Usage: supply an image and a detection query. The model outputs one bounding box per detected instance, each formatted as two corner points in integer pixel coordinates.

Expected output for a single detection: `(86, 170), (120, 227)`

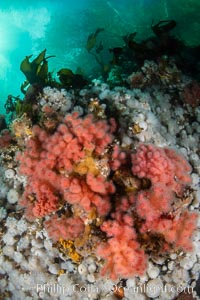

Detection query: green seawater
(0, 0), (200, 113)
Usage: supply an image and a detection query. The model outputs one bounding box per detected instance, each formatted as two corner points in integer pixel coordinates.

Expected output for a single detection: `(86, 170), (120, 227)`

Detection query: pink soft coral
(130, 143), (197, 253)
(141, 211), (197, 251)
(131, 144), (192, 195)
(17, 115), (198, 281)
(44, 215), (84, 242)
(97, 215), (146, 280)
(64, 176), (113, 216)
(136, 183), (175, 221)
(17, 113), (114, 219)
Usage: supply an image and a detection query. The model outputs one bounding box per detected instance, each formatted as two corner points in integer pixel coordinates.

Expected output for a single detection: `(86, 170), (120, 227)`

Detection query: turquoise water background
(0, 0), (200, 114)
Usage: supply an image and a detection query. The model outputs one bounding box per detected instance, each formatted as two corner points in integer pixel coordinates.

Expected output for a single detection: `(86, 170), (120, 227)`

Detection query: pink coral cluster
(97, 213), (146, 280)
(64, 175), (115, 216)
(17, 112), (197, 281)
(131, 144), (192, 195)
(16, 112), (114, 221)
(142, 211), (197, 252)
(44, 215), (85, 242)
(96, 143), (197, 279)
(131, 144), (197, 251)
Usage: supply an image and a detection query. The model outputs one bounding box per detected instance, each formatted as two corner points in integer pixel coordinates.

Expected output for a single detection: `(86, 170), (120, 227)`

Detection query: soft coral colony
(16, 107), (197, 280)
